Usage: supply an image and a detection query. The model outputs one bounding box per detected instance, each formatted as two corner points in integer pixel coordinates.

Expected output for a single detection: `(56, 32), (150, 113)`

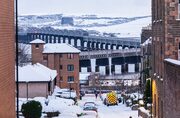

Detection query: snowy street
(18, 87), (141, 118)
(79, 94), (139, 118)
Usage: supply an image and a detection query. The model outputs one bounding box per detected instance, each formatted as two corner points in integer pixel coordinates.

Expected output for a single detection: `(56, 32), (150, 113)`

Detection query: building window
(35, 44), (39, 48)
(67, 54), (74, 59)
(67, 76), (74, 82)
(59, 54), (63, 58)
(43, 55), (48, 60)
(60, 76), (63, 81)
(67, 65), (74, 71)
(60, 65), (63, 70)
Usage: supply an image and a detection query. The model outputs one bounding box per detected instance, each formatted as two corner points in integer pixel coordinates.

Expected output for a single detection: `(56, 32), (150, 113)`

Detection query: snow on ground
(85, 17), (151, 37)
(53, 16), (151, 37)
(79, 94), (140, 118)
(19, 88), (142, 118)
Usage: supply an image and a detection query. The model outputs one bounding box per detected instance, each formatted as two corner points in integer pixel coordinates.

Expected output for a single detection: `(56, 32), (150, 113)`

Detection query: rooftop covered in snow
(43, 43), (81, 54)
(18, 63), (57, 82)
(164, 58), (180, 66)
(30, 39), (45, 44)
(141, 37), (152, 46)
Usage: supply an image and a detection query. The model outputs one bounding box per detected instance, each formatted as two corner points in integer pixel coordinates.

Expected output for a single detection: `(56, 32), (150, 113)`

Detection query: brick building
(0, 0), (15, 117)
(18, 63), (57, 98)
(30, 39), (81, 97)
(141, 24), (152, 44)
(140, 38), (152, 91)
(151, 0), (180, 117)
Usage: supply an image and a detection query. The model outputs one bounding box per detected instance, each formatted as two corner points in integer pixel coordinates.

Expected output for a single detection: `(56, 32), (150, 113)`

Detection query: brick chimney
(30, 39), (45, 64)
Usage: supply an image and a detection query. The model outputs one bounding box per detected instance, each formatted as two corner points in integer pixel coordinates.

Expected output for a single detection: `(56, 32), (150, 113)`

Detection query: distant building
(0, 0), (15, 117)
(141, 24), (152, 44)
(18, 63), (57, 98)
(140, 38), (152, 92)
(151, 0), (180, 118)
(79, 72), (91, 92)
(30, 39), (81, 97)
(61, 17), (74, 26)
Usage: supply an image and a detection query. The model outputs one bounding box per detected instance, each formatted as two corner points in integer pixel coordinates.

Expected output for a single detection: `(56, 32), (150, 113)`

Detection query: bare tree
(18, 43), (31, 66)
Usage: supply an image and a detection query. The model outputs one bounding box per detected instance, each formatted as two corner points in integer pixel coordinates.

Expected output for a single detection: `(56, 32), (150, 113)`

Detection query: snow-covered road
(79, 94), (139, 118)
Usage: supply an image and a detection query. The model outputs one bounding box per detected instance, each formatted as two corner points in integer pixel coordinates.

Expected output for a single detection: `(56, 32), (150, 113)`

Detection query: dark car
(83, 102), (97, 112)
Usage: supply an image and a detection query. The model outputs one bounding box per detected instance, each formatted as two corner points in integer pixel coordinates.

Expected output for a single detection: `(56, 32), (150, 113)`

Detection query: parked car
(83, 102), (97, 112)
(106, 91), (118, 106)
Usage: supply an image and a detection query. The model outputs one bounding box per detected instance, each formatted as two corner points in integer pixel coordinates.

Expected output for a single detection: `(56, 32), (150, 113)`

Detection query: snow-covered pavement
(79, 94), (139, 118)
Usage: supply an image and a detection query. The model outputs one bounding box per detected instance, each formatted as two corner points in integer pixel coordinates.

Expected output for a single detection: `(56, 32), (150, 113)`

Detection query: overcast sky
(18, 0), (151, 17)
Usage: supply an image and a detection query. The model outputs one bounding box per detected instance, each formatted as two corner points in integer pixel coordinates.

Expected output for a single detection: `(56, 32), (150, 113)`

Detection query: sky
(18, 0), (151, 17)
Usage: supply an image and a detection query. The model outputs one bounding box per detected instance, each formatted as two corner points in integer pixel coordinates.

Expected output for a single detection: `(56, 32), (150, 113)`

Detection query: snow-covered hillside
(19, 14), (151, 37)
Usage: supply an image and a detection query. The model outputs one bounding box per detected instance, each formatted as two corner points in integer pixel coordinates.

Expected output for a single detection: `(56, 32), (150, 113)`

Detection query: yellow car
(106, 91), (118, 106)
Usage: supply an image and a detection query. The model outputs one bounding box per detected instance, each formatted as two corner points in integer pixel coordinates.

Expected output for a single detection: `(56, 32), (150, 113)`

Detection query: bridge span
(19, 32), (141, 50)
(79, 49), (141, 75)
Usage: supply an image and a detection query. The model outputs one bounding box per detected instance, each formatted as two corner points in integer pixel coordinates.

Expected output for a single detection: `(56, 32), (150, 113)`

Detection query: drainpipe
(15, 0), (19, 117)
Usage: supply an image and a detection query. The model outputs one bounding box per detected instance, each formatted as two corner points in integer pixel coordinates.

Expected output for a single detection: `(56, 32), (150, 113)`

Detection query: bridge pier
(80, 40), (84, 49)
(108, 57), (112, 75)
(90, 59), (96, 72)
(100, 43), (105, 50)
(87, 41), (92, 50)
(105, 43), (109, 50)
(96, 42), (100, 50)
(92, 42), (96, 50)
(57, 36), (60, 43)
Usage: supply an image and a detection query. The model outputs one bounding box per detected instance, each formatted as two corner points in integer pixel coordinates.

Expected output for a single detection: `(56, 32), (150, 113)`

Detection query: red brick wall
(58, 53), (80, 96)
(31, 44), (44, 64)
(152, 0), (180, 118)
(164, 61), (180, 118)
(0, 0), (15, 117)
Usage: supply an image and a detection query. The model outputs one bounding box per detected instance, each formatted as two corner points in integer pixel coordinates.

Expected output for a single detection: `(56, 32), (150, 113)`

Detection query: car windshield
(84, 102), (96, 107)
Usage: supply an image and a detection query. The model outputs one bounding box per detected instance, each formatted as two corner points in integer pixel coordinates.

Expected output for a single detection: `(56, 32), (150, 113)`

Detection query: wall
(58, 53), (80, 97)
(0, 0), (15, 117)
(164, 61), (180, 118)
(31, 43), (44, 64)
(151, 0), (180, 117)
(19, 82), (50, 98)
